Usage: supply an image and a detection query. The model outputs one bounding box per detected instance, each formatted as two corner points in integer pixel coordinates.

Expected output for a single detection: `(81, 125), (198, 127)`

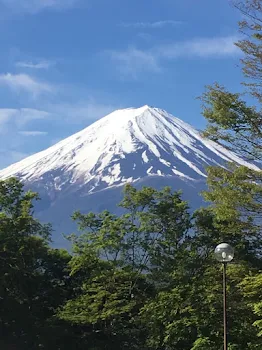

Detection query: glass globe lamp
(214, 243), (234, 263)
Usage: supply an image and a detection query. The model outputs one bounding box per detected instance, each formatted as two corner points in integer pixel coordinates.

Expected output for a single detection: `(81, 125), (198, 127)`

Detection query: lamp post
(214, 243), (234, 350)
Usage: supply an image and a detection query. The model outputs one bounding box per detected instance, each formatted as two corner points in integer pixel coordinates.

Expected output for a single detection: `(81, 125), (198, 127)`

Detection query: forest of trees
(0, 172), (261, 349)
(0, 0), (261, 349)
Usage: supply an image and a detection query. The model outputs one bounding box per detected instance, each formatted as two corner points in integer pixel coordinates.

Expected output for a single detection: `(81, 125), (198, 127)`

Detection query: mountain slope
(0, 105), (258, 190)
(0, 105), (259, 246)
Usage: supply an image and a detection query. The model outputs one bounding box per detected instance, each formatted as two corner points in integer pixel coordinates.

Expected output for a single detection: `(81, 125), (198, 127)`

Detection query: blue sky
(0, 0), (244, 169)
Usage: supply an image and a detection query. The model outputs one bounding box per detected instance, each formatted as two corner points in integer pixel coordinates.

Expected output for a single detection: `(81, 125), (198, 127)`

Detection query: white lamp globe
(214, 243), (234, 263)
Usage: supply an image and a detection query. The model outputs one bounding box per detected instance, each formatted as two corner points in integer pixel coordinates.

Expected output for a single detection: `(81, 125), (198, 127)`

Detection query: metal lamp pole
(214, 243), (234, 350)
(223, 262), (227, 350)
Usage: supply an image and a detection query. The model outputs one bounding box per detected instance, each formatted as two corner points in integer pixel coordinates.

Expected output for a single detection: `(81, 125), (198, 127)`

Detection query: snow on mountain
(0, 105), (259, 195)
(2, 105), (260, 247)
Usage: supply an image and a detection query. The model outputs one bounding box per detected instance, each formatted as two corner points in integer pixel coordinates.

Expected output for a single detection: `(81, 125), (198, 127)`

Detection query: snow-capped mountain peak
(0, 106), (259, 195)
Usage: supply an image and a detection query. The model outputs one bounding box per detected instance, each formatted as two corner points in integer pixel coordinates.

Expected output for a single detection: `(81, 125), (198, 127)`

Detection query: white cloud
(137, 32), (153, 42)
(0, 73), (54, 96)
(160, 36), (240, 59)
(109, 35), (240, 76)
(0, 108), (50, 129)
(0, 0), (82, 14)
(16, 60), (55, 70)
(109, 48), (161, 78)
(0, 109), (18, 125)
(47, 100), (121, 124)
(19, 130), (48, 136)
(0, 102), (118, 132)
(0, 97), (123, 169)
(0, 109), (19, 135)
(120, 20), (182, 29)
(0, 109), (48, 168)
(16, 108), (51, 126)
(0, 101), (120, 169)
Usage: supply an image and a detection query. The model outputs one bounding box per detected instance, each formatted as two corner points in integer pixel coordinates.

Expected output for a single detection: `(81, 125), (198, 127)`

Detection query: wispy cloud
(0, 108), (50, 168)
(19, 130), (48, 136)
(120, 20), (182, 29)
(16, 60), (55, 70)
(0, 73), (54, 96)
(0, 109), (17, 126)
(109, 48), (161, 78)
(46, 100), (121, 124)
(0, 108), (50, 129)
(0, 102), (118, 131)
(160, 36), (240, 58)
(109, 35), (240, 77)
(0, 100), (120, 169)
(0, 0), (82, 14)
(16, 108), (51, 126)
(0, 109), (18, 135)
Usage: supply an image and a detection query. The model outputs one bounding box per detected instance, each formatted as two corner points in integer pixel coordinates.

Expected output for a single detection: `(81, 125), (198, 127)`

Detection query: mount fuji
(0, 105), (259, 246)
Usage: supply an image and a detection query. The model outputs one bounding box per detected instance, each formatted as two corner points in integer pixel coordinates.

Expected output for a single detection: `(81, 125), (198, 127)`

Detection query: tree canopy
(0, 178), (261, 349)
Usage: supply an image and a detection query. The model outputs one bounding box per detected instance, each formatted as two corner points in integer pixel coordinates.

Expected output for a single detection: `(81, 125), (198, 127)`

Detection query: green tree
(199, 165), (262, 266)
(240, 271), (262, 337)
(58, 184), (192, 349)
(196, 2), (262, 347)
(141, 215), (262, 349)
(200, 84), (262, 160)
(69, 184), (191, 279)
(0, 178), (72, 349)
(200, 1), (262, 159)
(233, 0), (262, 101)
